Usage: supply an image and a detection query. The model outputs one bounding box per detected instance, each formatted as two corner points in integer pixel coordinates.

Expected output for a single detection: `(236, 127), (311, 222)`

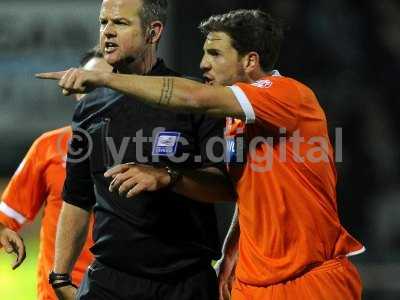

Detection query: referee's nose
(103, 22), (117, 39)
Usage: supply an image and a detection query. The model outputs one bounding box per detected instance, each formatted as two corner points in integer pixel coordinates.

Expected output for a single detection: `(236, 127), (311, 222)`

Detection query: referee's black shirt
(62, 59), (225, 280)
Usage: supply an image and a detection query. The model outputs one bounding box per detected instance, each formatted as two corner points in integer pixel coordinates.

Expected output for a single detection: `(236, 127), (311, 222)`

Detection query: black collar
(112, 58), (167, 76)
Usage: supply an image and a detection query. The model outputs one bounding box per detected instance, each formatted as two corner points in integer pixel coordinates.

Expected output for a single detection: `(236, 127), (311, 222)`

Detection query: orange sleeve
(229, 77), (301, 132)
(0, 136), (47, 231)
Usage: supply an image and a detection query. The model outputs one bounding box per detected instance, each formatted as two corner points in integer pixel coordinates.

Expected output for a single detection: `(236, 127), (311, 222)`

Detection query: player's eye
(207, 50), (220, 57)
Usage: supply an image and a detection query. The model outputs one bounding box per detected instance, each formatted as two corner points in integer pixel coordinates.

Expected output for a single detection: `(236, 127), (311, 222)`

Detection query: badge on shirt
(251, 79), (272, 88)
(226, 136), (237, 163)
(152, 131), (181, 156)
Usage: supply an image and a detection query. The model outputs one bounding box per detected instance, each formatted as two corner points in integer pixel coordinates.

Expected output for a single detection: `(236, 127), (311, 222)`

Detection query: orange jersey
(0, 127), (94, 300)
(227, 72), (364, 286)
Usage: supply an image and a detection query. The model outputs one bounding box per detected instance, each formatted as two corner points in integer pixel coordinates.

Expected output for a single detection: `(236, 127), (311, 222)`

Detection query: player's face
(99, 0), (146, 67)
(200, 32), (246, 86)
(75, 57), (113, 100)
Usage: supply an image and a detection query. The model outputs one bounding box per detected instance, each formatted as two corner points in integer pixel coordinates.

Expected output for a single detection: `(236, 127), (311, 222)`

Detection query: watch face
(166, 167), (181, 187)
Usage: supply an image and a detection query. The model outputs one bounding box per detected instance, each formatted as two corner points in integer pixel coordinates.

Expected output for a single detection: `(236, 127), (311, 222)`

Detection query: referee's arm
(52, 124), (95, 299)
(172, 167), (236, 203)
(105, 164), (236, 203)
(53, 202), (90, 275)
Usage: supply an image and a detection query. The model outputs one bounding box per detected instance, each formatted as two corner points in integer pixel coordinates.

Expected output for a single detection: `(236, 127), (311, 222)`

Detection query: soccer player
(38, 8), (366, 300)
(0, 48), (112, 300)
(38, 1), (232, 300)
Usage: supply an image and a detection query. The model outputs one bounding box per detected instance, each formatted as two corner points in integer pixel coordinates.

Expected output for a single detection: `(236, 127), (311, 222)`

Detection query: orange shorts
(232, 257), (362, 300)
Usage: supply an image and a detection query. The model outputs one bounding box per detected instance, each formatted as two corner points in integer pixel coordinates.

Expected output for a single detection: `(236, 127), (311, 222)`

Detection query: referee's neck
(116, 50), (158, 75)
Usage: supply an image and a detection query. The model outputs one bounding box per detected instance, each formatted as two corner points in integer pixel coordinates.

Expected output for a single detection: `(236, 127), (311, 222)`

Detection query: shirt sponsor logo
(152, 131), (181, 156)
(251, 79), (272, 88)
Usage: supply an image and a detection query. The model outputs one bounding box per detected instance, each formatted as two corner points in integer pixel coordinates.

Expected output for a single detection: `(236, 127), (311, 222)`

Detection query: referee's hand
(104, 163), (171, 198)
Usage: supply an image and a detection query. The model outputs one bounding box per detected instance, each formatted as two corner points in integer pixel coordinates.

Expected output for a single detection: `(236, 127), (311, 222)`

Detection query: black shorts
(76, 260), (218, 300)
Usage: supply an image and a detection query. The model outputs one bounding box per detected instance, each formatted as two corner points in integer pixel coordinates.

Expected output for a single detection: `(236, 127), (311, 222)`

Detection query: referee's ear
(147, 21), (164, 45)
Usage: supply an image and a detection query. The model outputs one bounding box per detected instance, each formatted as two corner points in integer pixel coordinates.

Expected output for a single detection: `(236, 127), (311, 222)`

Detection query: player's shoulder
(274, 74), (315, 96)
(38, 126), (71, 141)
(33, 126), (71, 149)
(260, 72), (317, 102)
(237, 72), (301, 100)
(276, 75), (324, 120)
(261, 72), (303, 89)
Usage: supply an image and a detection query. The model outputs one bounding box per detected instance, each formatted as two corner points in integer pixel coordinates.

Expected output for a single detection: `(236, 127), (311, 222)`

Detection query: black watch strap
(49, 271), (77, 289)
(165, 166), (182, 188)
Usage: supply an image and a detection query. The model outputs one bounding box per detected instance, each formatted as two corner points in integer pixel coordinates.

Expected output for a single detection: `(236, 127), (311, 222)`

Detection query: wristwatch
(49, 271), (77, 289)
(165, 166), (182, 188)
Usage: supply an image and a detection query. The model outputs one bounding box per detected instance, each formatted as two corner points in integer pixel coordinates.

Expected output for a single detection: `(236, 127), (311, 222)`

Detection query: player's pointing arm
(36, 71), (66, 80)
(37, 69), (245, 119)
(36, 69), (109, 96)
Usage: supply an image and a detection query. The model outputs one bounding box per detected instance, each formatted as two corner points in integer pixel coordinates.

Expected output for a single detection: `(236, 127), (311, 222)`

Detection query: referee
(48, 1), (234, 299)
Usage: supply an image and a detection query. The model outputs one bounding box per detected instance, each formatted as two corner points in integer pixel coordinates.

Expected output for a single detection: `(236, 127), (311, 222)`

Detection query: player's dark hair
(139, 0), (168, 28)
(79, 46), (103, 67)
(199, 9), (284, 72)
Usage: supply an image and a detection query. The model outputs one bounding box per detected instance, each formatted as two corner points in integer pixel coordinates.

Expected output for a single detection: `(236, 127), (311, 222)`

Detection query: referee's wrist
(164, 166), (182, 189)
(49, 271), (77, 289)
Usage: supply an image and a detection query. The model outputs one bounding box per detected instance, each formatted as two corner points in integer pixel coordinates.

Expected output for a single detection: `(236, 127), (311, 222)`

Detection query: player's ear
(242, 51), (259, 74)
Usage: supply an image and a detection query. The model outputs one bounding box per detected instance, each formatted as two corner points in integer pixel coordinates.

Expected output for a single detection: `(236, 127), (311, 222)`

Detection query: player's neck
(247, 69), (269, 83)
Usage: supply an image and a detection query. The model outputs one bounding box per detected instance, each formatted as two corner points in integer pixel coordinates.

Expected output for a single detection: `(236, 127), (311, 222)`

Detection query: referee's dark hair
(139, 0), (168, 28)
(199, 9), (284, 72)
(79, 46), (103, 67)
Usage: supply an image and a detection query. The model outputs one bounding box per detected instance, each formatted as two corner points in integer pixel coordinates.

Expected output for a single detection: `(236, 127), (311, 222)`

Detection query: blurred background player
(0, 47), (112, 300)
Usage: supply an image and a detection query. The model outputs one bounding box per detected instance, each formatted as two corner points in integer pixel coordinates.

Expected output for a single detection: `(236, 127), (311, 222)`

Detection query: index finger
(35, 71), (67, 80)
(104, 163), (135, 178)
(11, 238), (26, 270)
(0, 236), (13, 253)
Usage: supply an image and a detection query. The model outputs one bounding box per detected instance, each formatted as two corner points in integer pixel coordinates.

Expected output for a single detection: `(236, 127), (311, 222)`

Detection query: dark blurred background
(0, 0), (399, 299)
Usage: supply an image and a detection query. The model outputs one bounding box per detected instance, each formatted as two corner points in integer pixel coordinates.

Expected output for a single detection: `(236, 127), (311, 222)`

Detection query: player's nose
(200, 55), (211, 71)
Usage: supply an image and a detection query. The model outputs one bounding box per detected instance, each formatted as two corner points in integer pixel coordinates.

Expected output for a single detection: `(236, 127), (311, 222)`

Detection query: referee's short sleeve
(194, 114), (226, 172)
(62, 123), (95, 211)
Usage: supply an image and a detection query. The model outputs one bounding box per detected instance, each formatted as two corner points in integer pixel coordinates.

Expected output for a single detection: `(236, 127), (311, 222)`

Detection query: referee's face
(200, 32), (246, 87)
(99, 0), (147, 69)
